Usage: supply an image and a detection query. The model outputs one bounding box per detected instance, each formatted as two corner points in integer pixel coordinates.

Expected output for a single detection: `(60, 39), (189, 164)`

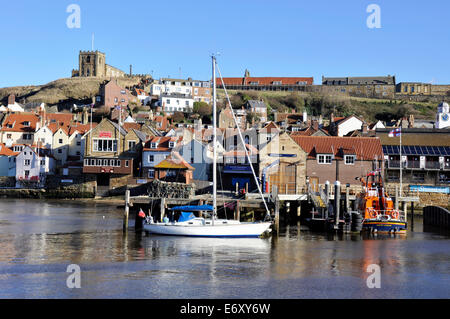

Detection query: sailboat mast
(212, 55), (217, 225)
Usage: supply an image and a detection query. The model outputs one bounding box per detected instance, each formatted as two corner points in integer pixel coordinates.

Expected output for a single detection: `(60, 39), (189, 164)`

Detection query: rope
(216, 61), (271, 219)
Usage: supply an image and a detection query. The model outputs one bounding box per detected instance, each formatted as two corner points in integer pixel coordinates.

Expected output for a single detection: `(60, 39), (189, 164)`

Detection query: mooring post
(123, 189), (130, 232)
(334, 181), (341, 228)
(275, 197), (280, 235)
(324, 180), (330, 219)
(273, 185), (279, 234)
(160, 197), (166, 222)
(235, 200), (240, 221)
(345, 184), (350, 213)
(411, 201), (414, 231)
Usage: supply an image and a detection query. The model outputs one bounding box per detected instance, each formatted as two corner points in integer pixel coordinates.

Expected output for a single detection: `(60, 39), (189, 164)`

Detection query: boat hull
(143, 222), (272, 238)
(362, 220), (407, 234)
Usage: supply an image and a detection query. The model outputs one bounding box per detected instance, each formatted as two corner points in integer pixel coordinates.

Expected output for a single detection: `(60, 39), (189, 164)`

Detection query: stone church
(72, 50), (126, 78)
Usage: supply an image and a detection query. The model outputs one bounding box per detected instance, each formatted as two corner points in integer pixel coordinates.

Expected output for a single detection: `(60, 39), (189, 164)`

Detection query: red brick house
(291, 136), (384, 189)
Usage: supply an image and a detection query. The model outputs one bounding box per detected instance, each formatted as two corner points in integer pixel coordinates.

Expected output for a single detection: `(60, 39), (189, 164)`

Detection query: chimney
(312, 120), (319, 131)
(408, 114), (414, 128)
(82, 109), (88, 124)
(8, 94), (15, 105)
(362, 122), (368, 134)
(319, 114), (323, 125)
(330, 112), (335, 123)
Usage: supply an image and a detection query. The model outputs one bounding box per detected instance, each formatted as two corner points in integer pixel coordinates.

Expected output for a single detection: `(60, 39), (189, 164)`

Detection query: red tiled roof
(0, 143), (19, 156)
(152, 116), (169, 131)
(1, 113), (39, 132)
(218, 77), (314, 86)
(123, 122), (142, 132)
(291, 136), (383, 160)
(143, 136), (182, 151)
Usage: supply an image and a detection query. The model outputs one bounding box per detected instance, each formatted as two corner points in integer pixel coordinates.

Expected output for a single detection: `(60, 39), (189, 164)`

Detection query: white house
(150, 79), (193, 97)
(142, 136), (183, 178)
(15, 146), (55, 187)
(331, 115), (364, 137)
(34, 125), (54, 149)
(159, 94), (194, 114)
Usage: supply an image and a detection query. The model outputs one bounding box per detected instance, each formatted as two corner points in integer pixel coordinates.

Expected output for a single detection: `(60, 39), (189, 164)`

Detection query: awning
(170, 205), (214, 212)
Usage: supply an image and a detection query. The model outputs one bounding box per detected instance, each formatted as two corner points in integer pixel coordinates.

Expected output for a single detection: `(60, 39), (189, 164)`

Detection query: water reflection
(0, 199), (448, 298)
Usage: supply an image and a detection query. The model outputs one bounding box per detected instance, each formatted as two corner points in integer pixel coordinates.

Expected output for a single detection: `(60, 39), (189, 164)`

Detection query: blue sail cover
(178, 212), (196, 222)
(170, 205), (214, 212)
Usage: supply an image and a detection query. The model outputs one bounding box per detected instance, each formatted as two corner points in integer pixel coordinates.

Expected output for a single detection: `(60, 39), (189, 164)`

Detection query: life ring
(391, 211), (399, 220)
(368, 209), (377, 219)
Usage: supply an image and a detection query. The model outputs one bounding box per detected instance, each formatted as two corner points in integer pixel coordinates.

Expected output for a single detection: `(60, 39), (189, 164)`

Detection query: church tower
(79, 50), (106, 77)
(436, 101), (450, 129)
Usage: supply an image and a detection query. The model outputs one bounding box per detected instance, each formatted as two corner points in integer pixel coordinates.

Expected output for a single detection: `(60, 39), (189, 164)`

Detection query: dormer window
(318, 154), (333, 164)
(151, 142), (158, 149)
(6, 124), (13, 129)
(345, 155), (356, 165)
(23, 121), (30, 127)
(272, 81), (282, 85)
(169, 142), (175, 148)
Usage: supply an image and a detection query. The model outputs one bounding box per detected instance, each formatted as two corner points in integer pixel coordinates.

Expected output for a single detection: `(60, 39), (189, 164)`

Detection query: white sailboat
(143, 55), (272, 238)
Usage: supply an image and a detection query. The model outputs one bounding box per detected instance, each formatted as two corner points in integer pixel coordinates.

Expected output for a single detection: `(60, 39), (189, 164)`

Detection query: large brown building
(83, 118), (146, 195)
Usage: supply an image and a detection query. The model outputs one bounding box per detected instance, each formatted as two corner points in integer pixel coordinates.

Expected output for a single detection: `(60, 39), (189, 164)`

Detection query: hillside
(0, 76), (147, 109)
(217, 90), (438, 123)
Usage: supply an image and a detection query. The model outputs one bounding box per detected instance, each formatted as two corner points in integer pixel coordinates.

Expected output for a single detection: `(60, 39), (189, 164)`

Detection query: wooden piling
(123, 190), (130, 232)
(334, 181), (341, 228)
(345, 185), (350, 213)
(235, 200), (240, 221)
(411, 202), (414, 231)
(160, 197), (166, 222)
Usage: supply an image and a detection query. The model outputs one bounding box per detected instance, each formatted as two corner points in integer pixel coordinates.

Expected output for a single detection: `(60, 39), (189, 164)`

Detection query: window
(345, 155), (356, 165)
(58, 149), (62, 154)
(125, 160), (129, 167)
(148, 170), (155, 178)
(412, 172), (425, 183)
(166, 170), (176, 177)
(128, 141), (136, 151)
(149, 155), (154, 162)
(23, 134), (32, 140)
(24, 170), (30, 178)
(77, 141), (81, 146)
(166, 99), (171, 104)
(76, 151), (80, 156)
(318, 154), (332, 164)
(114, 98), (118, 103)
(151, 143), (157, 149)
(169, 142), (175, 148)
(59, 139), (63, 144)
(93, 139), (118, 152)
(121, 90), (126, 95)
(24, 159), (31, 166)
(7, 134), (11, 139)
(40, 160), (45, 165)
(23, 121), (30, 127)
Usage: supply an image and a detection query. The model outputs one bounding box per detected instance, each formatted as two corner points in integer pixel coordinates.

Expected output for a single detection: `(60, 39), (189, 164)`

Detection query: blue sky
(1, 0), (449, 87)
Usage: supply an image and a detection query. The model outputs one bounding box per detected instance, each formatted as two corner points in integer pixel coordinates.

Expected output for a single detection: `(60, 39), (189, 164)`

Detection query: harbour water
(0, 199), (448, 299)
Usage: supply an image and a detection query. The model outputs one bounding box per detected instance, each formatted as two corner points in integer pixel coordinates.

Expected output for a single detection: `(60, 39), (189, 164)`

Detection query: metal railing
(425, 162), (441, 169)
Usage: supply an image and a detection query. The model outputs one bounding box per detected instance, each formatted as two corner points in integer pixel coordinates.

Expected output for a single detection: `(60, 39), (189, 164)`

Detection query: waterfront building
(15, 145), (55, 187)
(376, 128), (450, 188)
(291, 136), (384, 188)
(82, 118), (146, 195)
(158, 93), (194, 115)
(152, 152), (195, 184)
(141, 136), (183, 179)
(327, 114), (364, 137)
(259, 132), (307, 195)
(0, 143), (18, 176)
